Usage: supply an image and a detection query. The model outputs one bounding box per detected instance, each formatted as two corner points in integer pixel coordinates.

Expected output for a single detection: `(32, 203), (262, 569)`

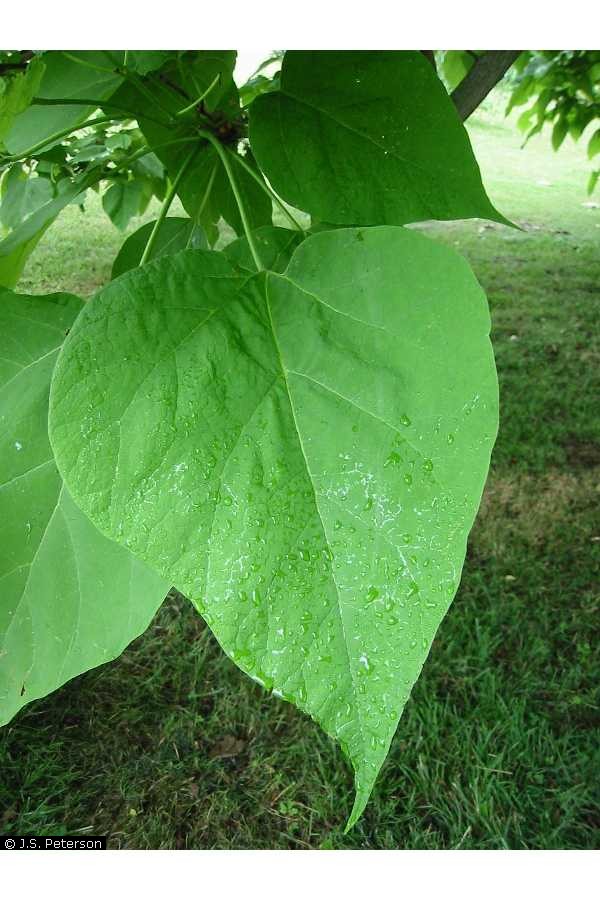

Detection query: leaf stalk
(139, 147), (199, 266)
(196, 129), (264, 271)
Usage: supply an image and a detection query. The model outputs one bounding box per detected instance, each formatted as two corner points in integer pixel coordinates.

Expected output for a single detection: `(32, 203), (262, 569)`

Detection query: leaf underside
(49, 227), (498, 825)
(0, 289), (169, 725)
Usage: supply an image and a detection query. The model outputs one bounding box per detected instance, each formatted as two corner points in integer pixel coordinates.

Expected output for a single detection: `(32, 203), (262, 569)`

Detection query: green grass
(1, 100), (599, 849)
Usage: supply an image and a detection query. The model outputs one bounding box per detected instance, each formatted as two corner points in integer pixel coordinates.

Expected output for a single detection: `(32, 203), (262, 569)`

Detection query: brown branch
(451, 50), (521, 120)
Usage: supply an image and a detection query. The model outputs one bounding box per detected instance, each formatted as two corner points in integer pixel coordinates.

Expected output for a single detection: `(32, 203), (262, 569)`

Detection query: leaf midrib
(263, 274), (366, 757)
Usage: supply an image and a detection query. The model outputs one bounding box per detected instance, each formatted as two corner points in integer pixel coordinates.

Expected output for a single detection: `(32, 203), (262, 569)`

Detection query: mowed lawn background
(1, 93), (599, 849)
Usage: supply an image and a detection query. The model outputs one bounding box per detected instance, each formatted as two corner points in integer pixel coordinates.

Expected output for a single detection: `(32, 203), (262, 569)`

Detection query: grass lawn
(1, 96), (599, 849)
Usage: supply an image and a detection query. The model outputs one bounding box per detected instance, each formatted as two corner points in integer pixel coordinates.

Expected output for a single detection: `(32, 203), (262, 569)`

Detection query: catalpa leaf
(112, 217), (207, 280)
(250, 51), (509, 227)
(0, 289), (169, 725)
(49, 227), (498, 825)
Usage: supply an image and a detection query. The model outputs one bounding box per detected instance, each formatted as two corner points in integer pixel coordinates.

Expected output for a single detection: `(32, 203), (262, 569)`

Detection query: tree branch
(451, 50), (521, 120)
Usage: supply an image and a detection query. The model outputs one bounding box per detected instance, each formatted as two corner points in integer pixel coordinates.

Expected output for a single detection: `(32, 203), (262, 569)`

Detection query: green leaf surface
(102, 180), (144, 231)
(0, 170), (101, 257)
(587, 128), (600, 160)
(175, 51), (238, 117)
(0, 288), (169, 725)
(552, 117), (568, 152)
(111, 217), (207, 279)
(250, 51), (508, 227)
(0, 222), (51, 289)
(0, 58), (45, 149)
(440, 50), (475, 91)
(127, 51), (176, 76)
(111, 75), (271, 237)
(49, 227), (498, 826)
(4, 52), (123, 156)
(224, 225), (303, 273)
(0, 166), (55, 231)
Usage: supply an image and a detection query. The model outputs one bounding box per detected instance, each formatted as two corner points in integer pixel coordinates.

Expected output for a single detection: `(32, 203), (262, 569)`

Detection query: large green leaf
(0, 289), (169, 725)
(249, 51), (508, 227)
(49, 227), (498, 825)
(4, 52), (123, 156)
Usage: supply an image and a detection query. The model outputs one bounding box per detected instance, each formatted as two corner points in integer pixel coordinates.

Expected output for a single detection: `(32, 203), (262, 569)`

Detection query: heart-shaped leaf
(49, 227), (498, 825)
(250, 51), (509, 227)
(0, 288), (169, 725)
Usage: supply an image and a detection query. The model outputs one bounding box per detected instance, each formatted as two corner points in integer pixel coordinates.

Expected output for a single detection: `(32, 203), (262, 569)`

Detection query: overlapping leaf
(111, 217), (206, 279)
(250, 50), (509, 227)
(0, 57), (45, 150)
(49, 227), (498, 824)
(0, 222), (50, 288)
(224, 225), (303, 273)
(0, 169), (102, 257)
(0, 289), (169, 725)
(4, 51), (123, 156)
(0, 166), (55, 231)
(109, 56), (272, 240)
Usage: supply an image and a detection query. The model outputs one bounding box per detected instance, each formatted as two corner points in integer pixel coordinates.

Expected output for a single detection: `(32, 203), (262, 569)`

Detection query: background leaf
(0, 169), (102, 257)
(111, 216), (207, 279)
(4, 52), (123, 156)
(0, 166), (55, 231)
(0, 222), (51, 288)
(127, 51), (176, 76)
(224, 225), (303, 273)
(0, 57), (45, 149)
(111, 69), (272, 239)
(102, 179), (145, 231)
(0, 288), (169, 725)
